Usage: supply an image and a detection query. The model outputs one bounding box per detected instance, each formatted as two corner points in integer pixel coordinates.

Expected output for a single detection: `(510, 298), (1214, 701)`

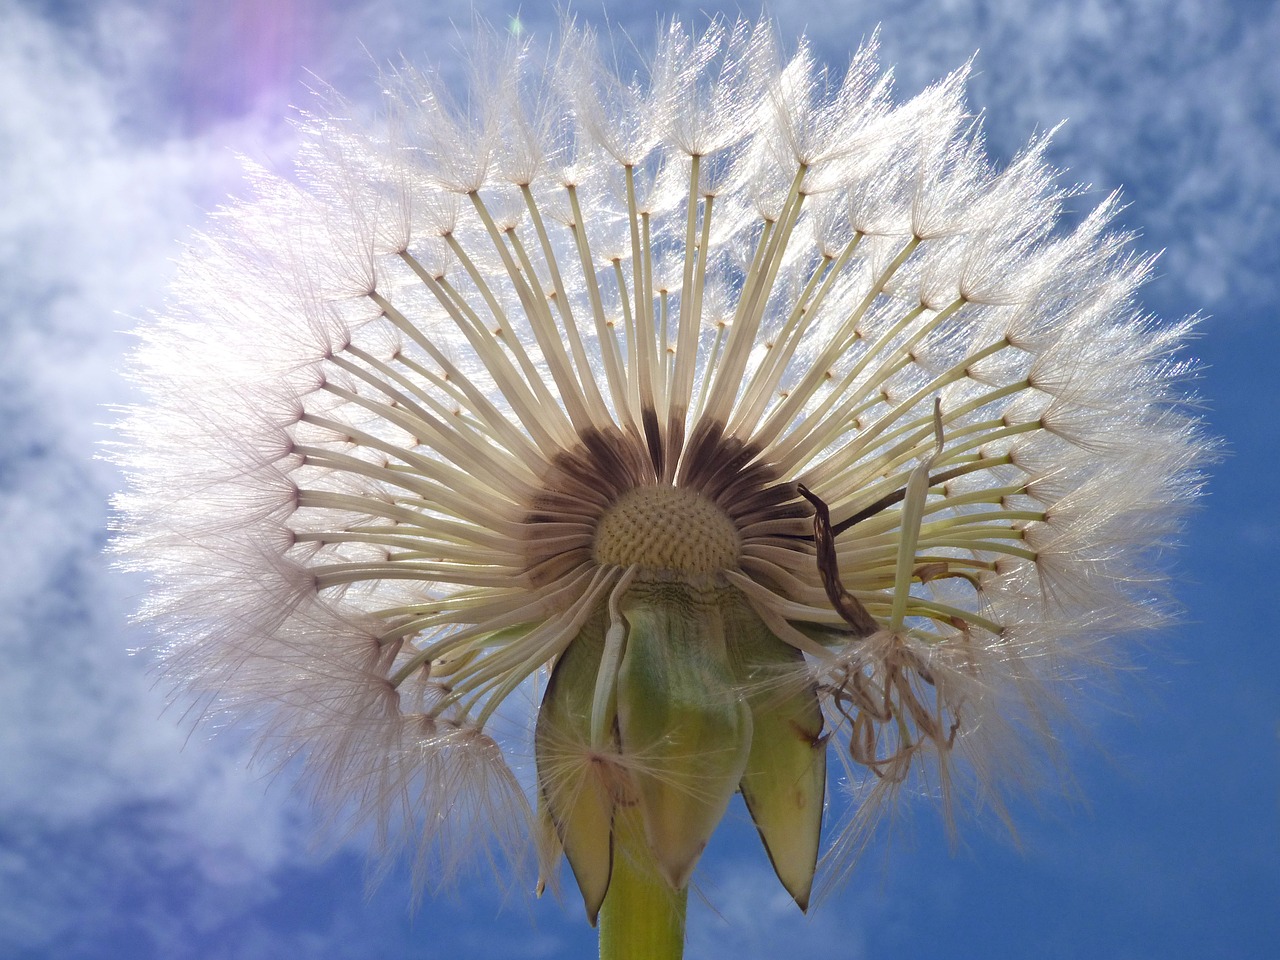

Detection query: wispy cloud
(686, 842), (870, 960)
(0, 3), (320, 950)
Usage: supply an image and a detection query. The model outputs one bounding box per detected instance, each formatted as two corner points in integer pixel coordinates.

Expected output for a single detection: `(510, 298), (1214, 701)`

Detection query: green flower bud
(615, 580), (754, 891)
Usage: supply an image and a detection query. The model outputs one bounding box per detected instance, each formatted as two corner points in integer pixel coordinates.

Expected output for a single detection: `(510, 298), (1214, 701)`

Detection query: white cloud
(687, 855), (870, 960)
(0, 4), (317, 949)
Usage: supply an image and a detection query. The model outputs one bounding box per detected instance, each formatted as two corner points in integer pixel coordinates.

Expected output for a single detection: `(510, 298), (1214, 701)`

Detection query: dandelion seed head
(114, 15), (1211, 915)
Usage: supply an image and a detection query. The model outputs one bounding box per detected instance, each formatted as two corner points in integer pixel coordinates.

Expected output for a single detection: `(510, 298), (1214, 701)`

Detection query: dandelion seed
(114, 17), (1210, 959)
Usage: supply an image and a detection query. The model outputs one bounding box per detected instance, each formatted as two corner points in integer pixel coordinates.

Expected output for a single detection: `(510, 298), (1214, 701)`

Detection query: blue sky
(1, 0), (1277, 957)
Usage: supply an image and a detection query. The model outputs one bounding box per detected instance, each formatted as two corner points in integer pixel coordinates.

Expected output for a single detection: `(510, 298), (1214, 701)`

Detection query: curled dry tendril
(798, 400), (965, 781)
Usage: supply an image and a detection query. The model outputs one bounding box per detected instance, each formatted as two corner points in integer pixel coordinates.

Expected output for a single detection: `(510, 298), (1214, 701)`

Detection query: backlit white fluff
(114, 17), (1209, 906)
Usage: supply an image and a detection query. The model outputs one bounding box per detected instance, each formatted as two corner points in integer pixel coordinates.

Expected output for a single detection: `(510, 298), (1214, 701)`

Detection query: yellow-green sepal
(535, 610), (616, 925)
(725, 597), (827, 910)
(616, 581), (753, 891)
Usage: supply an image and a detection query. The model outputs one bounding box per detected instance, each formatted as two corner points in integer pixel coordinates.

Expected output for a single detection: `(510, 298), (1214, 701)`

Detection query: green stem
(598, 812), (688, 960)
